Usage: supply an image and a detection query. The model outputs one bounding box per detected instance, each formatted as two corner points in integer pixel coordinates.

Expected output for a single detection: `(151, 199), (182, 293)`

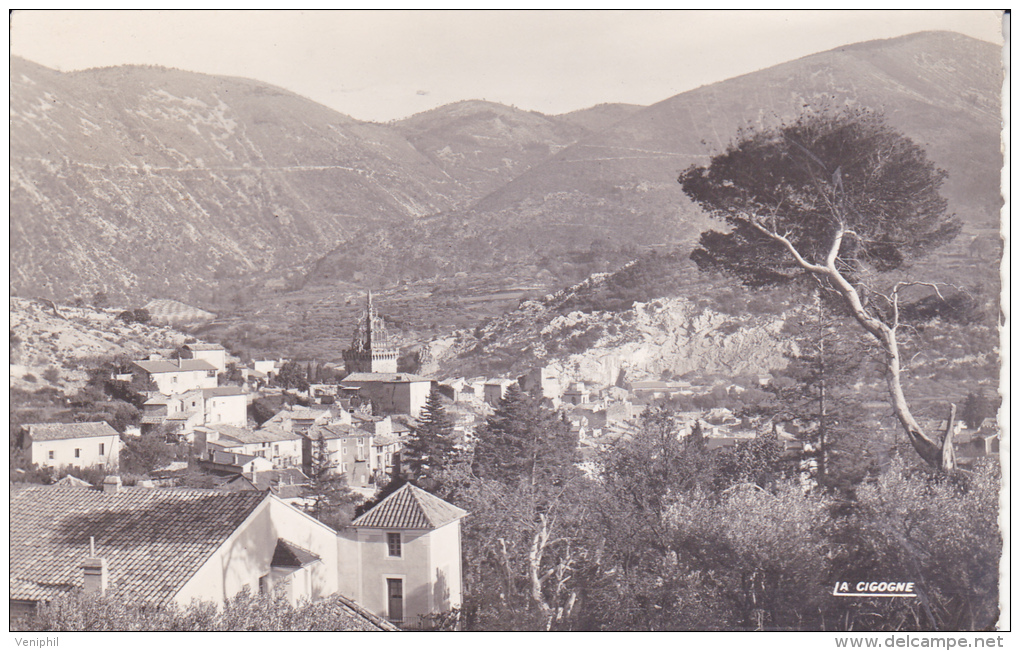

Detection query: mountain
(555, 103), (646, 133)
(9, 57), (467, 304)
(393, 100), (591, 201)
(416, 31), (1002, 270)
(10, 31), (1003, 341)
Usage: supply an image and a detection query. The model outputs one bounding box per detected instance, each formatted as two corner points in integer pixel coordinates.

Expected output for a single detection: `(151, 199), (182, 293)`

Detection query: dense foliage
(401, 388), (457, 485)
(14, 589), (392, 632)
(442, 400), (1000, 631)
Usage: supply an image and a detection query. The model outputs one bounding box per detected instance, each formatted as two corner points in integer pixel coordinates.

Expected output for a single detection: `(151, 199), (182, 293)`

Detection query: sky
(9, 10), (1006, 123)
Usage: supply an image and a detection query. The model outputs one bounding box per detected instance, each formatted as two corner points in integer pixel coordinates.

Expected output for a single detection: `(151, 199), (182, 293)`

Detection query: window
(387, 533), (402, 557)
(343, 447), (348, 455)
(48, 450), (55, 460)
(258, 574), (269, 594)
(171, 376), (178, 384)
(99, 443), (105, 456)
(74, 448), (81, 458)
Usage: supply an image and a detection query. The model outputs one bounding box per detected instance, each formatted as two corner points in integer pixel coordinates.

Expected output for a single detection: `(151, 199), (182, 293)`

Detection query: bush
(23, 373), (37, 383)
(42, 367), (61, 384)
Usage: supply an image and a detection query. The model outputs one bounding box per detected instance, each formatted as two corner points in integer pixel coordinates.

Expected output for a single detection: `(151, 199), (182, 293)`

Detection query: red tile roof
(352, 484), (466, 530)
(26, 422), (120, 442)
(133, 359), (217, 374)
(11, 486), (267, 606)
(271, 539), (321, 568)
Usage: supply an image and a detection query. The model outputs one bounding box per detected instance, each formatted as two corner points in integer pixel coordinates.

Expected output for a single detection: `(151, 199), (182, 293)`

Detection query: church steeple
(343, 291), (398, 375)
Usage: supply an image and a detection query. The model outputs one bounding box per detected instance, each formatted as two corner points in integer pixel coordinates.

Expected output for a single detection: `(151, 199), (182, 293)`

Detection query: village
(10, 289), (1001, 631)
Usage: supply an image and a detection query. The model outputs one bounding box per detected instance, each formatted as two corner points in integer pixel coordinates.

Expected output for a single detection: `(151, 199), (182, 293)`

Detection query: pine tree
(303, 432), (358, 529)
(472, 384), (577, 486)
(402, 388), (456, 481)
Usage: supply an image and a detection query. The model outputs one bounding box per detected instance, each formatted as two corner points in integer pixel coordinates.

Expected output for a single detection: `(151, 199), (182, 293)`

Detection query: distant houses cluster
(11, 292), (1000, 629)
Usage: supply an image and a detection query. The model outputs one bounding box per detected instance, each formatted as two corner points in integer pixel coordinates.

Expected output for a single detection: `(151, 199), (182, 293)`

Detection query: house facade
(23, 422), (122, 471)
(10, 481), (341, 612)
(304, 423), (377, 487)
(180, 343), (228, 374)
(132, 358), (218, 395)
(341, 484), (467, 626)
(340, 373), (431, 418)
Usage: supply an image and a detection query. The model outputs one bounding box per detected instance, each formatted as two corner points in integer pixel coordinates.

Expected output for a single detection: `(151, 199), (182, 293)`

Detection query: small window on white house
(74, 448), (81, 458)
(343, 447), (348, 455)
(258, 574), (269, 594)
(48, 450), (55, 460)
(99, 443), (105, 456)
(387, 533), (402, 557)
(171, 376), (178, 384)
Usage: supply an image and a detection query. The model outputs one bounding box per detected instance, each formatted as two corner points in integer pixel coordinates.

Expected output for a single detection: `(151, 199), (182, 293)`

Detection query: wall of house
(428, 520), (463, 612)
(151, 370), (217, 395)
(206, 395), (247, 427)
(175, 496), (339, 607)
(271, 438), (303, 468)
(185, 349), (227, 373)
(352, 528), (433, 625)
(30, 435), (121, 470)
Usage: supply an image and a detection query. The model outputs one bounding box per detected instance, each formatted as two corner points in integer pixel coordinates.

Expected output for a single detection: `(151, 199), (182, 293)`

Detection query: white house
(22, 422), (122, 471)
(194, 425), (303, 469)
(341, 483), (467, 626)
(132, 358), (218, 395)
(203, 387), (248, 427)
(9, 480), (384, 619)
(340, 373), (432, 418)
(180, 343), (228, 374)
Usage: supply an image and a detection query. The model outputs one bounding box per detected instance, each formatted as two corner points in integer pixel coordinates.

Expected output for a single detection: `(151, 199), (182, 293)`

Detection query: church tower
(342, 291), (399, 375)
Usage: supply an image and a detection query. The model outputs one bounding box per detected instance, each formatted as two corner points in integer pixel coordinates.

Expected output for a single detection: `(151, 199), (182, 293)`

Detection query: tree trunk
(822, 263), (948, 469)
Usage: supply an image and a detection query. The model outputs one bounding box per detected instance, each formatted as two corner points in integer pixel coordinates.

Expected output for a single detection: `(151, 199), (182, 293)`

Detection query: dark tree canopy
(681, 107), (960, 287)
(472, 385), (577, 486)
(679, 107), (964, 470)
(402, 388), (457, 482)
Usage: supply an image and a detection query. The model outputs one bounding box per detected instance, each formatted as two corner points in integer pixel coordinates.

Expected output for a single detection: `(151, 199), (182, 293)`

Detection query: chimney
(103, 475), (122, 494)
(82, 537), (108, 596)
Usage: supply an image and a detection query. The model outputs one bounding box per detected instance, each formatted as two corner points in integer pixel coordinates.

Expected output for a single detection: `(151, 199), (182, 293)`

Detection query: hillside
(414, 31), (1002, 272)
(394, 100), (591, 201)
(555, 103), (646, 133)
(9, 297), (196, 394)
(9, 58), (467, 305)
(10, 31), (1003, 363)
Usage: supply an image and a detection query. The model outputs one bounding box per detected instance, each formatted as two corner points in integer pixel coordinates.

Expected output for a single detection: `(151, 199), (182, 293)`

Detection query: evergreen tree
(303, 432), (358, 529)
(402, 388), (456, 482)
(681, 107), (961, 469)
(472, 385), (577, 486)
(961, 390), (994, 430)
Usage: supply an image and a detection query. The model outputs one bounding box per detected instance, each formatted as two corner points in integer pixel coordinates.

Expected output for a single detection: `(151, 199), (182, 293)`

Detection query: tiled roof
(11, 486), (266, 606)
(308, 424), (373, 441)
(183, 343), (226, 351)
(27, 422), (120, 442)
(210, 426), (298, 446)
(133, 359), (217, 374)
(202, 387), (245, 398)
(352, 484), (466, 530)
(271, 539), (321, 568)
(341, 372), (431, 383)
(165, 410), (199, 422)
(52, 475), (94, 488)
(207, 450), (259, 466)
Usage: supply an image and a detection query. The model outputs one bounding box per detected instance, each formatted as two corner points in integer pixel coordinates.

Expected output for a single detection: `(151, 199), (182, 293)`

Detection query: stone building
(342, 291), (398, 375)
